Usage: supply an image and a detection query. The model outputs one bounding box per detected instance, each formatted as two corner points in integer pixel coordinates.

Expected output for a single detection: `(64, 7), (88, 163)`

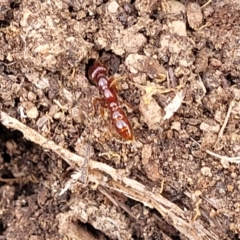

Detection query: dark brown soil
(0, 0), (240, 239)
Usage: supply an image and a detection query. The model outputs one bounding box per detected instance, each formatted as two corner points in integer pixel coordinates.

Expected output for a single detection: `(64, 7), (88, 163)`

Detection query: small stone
(201, 166), (212, 177)
(186, 3), (203, 30)
(22, 102), (39, 119)
(167, 0), (185, 15)
(231, 172), (237, 178)
(209, 209), (216, 218)
(6, 53), (13, 62)
(194, 190), (202, 197)
(139, 96), (162, 130)
(26, 106), (39, 119)
(168, 20), (187, 36)
(210, 58), (222, 67)
(54, 112), (63, 119)
(108, 1), (119, 13)
(227, 184), (234, 192)
(200, 122), (220, 133)
(123, 33), (146, 54)
(28, 92), (37, 102)
(218, 188), (226, 195)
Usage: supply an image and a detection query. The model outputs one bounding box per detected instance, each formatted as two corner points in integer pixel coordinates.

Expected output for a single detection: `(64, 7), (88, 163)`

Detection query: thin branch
(206, 150), (240, 163)
(201, 0), (212, 9)
(214, 99), (235, 148)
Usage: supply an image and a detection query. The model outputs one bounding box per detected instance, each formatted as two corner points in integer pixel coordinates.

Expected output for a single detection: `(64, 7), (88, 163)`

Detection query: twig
(206, 150), (240, 163)
(197, 74), (207, 96)
(79, 144), (91, 183)
(214, 99), (235, 148)
(201, 0), (212, 9)
(98, 185), (136, 219)
(192, 199), (202, 221)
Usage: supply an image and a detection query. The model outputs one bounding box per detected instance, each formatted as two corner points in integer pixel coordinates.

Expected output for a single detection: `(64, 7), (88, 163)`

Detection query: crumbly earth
(0, 0), (240, 239)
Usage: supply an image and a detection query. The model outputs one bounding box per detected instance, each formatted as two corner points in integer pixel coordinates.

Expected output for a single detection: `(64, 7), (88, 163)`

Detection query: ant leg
(121, 101), (135, 113)
(93, 97), (107, 110)
(93, 98), (108, 119)
(109, 75), (138, 112)
(109, 75), (128, 90)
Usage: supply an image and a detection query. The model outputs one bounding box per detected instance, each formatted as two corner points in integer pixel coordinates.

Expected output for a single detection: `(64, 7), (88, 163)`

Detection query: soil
(0, 0), (240, 239)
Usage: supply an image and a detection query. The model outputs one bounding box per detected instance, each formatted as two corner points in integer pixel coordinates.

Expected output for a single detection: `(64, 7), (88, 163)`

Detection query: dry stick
(206, 150), (240, 163)
(201, 0), (212, 9)
(0, 111), (219, 240)
(214, 99), (235, 148)
(98, 185), (137, 219)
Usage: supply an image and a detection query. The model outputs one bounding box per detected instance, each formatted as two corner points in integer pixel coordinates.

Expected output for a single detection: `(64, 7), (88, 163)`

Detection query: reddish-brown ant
(88, 60), (133, 141)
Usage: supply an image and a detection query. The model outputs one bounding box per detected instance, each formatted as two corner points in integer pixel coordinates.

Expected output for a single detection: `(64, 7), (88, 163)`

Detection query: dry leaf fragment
(163, 90), (184, 120)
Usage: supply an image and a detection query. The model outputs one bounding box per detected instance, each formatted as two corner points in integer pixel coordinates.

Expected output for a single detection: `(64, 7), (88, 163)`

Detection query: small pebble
(201, 166), (212, 177)
(108, 1), (119, 13)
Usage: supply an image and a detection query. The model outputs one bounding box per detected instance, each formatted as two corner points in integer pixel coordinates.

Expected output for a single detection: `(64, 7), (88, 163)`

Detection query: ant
(88, 60), (133, 141)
